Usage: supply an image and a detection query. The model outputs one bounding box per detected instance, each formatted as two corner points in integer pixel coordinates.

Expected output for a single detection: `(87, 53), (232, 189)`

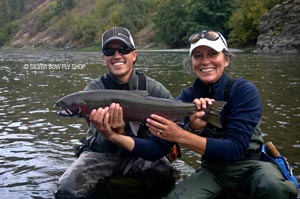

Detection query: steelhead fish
(56, 90), (226, 128)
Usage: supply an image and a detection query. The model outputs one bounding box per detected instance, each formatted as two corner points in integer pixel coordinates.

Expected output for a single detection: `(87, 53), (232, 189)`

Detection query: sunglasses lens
(189, 33), (201, 44)
(206, 31), (219, 41)
(103, 46), (133, 56)
(118, 46), (132, 55)
(189, 31), (220, 44)
(103, 49), (115, 56)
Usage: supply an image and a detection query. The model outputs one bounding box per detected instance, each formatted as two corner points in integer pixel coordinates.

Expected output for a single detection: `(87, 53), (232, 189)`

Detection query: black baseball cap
(102, 27), (135, 49)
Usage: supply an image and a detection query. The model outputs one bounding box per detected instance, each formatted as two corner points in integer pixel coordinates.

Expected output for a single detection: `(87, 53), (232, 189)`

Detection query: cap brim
(102, 37), (133, 49)
(189, 38), (227, 56)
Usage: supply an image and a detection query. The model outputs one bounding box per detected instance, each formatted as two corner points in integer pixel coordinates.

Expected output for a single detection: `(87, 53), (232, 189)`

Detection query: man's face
(103, 40), (137, 83)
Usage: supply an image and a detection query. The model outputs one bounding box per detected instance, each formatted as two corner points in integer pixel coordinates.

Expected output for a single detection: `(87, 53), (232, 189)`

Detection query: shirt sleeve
(132, 136), (174, 161)
(146, 76), (173, 99)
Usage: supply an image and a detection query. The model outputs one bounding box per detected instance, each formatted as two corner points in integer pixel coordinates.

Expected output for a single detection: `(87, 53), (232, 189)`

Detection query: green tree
(74, 14), (97, 45)
(36, 2), (56, 32)
(0, 24), (14, 46)
(152, 0), (235, 48)
(0, 0), (28, 46)
(95, 0), (151, 32)
(228, 0), (284, 47)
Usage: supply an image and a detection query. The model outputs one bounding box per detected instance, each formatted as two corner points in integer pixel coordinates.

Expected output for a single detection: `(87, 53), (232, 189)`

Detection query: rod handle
(265, 141), (280, 158)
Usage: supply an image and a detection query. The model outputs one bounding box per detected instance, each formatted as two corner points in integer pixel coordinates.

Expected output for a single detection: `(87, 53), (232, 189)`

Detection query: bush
(152, 0), (234, 48)
(0, 23), (16, 47)
(228, 0), (284, 47)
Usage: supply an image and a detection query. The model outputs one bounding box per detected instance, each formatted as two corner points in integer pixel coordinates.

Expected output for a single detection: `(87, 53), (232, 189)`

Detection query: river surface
(0, 49), (299, 198)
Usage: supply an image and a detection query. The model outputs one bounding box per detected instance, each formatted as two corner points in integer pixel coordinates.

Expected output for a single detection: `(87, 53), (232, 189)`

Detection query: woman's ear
(224, 55), (230, 68)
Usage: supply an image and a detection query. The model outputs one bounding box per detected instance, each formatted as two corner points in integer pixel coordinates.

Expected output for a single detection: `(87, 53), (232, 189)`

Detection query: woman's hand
(146, 114), (184, 143)
(146, 114), (207, 155)
(189, 98), (215, 130)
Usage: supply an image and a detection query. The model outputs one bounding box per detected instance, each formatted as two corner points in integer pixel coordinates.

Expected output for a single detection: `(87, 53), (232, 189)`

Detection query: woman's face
(191, 46), (230, 85)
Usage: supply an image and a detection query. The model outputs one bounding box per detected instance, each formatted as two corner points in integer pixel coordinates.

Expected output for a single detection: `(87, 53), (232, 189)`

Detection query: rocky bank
(255, 0), (300, 53)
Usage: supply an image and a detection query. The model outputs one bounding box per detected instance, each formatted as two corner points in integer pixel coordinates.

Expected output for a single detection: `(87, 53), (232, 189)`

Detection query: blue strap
(261, 144), (299, 188)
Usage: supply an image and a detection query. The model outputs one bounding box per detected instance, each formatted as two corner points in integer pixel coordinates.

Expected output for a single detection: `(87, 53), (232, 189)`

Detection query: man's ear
(132, 50), (138, 62)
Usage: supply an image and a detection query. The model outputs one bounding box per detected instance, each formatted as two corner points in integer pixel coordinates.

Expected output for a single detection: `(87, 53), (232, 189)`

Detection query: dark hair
(223, 50), (235, 58)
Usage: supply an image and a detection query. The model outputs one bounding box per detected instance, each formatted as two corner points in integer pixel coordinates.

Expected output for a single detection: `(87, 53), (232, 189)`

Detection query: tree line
(0, 0), (284, 48)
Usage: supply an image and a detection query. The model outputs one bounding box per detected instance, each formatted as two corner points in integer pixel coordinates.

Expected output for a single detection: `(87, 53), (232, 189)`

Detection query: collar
(191, 72), (229, 100)
(107, 69), (139, 90)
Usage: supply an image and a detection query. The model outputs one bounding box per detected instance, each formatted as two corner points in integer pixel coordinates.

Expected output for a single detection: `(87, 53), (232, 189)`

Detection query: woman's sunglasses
(102, 46), (134, 56)
(189, 31), (227, 47)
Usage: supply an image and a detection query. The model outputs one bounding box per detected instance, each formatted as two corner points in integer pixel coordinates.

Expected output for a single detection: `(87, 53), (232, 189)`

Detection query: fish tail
(206, 101), (227, 128)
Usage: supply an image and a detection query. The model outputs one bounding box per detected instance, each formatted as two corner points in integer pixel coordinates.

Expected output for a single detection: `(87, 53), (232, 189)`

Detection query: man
(55, 27), (178, 198)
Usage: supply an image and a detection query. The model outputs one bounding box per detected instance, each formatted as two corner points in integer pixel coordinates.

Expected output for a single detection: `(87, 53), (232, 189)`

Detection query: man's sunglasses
(102, 46), (134, 56)
(189, 30), (226, 47)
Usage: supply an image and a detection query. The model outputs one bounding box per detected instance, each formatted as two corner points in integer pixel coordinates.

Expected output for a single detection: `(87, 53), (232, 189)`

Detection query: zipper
(208, 85), (213, 98)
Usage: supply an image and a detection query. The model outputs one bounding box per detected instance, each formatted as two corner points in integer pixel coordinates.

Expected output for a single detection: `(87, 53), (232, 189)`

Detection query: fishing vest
(101, 71), (146, 90)
(200, 77), (264, 160)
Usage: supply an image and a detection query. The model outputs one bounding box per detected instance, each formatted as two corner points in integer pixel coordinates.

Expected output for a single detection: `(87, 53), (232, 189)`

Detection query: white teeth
(201, 68), (214, 72)
(113, 62), (123, 66)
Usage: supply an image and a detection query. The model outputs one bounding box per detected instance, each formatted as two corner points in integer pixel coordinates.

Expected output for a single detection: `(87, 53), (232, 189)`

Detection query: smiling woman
(145, 30), (298, 199)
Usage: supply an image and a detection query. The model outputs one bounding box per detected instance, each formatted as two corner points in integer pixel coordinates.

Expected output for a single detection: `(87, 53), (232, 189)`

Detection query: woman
(146, 30), (297, 199)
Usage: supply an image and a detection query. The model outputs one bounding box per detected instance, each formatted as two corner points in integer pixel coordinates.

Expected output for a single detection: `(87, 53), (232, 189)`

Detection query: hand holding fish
(193, 97), (215, 109)
(89, 103), (125, 139)
(146, 98), (214, 140)
(189, 98), (215, 130)
(146, 114), (184, 143)
(146, 114), (207, 155)
(107, 103), (125, 134)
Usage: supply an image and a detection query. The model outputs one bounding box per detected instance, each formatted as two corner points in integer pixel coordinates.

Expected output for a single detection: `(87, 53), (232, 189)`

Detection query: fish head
(56, 98), (90, 118)
(56, 104), (90, 118)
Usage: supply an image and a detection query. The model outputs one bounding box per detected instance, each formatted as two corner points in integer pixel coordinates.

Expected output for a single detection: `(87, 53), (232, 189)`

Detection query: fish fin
(206, 101), (227, 128)
(129, 122), (140, 136)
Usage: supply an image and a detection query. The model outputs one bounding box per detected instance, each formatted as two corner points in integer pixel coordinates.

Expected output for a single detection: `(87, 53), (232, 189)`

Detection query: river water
(0, 49), (299, 198)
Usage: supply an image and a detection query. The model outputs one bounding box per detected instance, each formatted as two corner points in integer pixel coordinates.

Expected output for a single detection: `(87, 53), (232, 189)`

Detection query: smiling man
(55, 27), (178, 198)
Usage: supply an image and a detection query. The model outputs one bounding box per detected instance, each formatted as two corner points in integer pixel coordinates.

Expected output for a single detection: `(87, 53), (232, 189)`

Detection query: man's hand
(89, 103), (125, 140)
